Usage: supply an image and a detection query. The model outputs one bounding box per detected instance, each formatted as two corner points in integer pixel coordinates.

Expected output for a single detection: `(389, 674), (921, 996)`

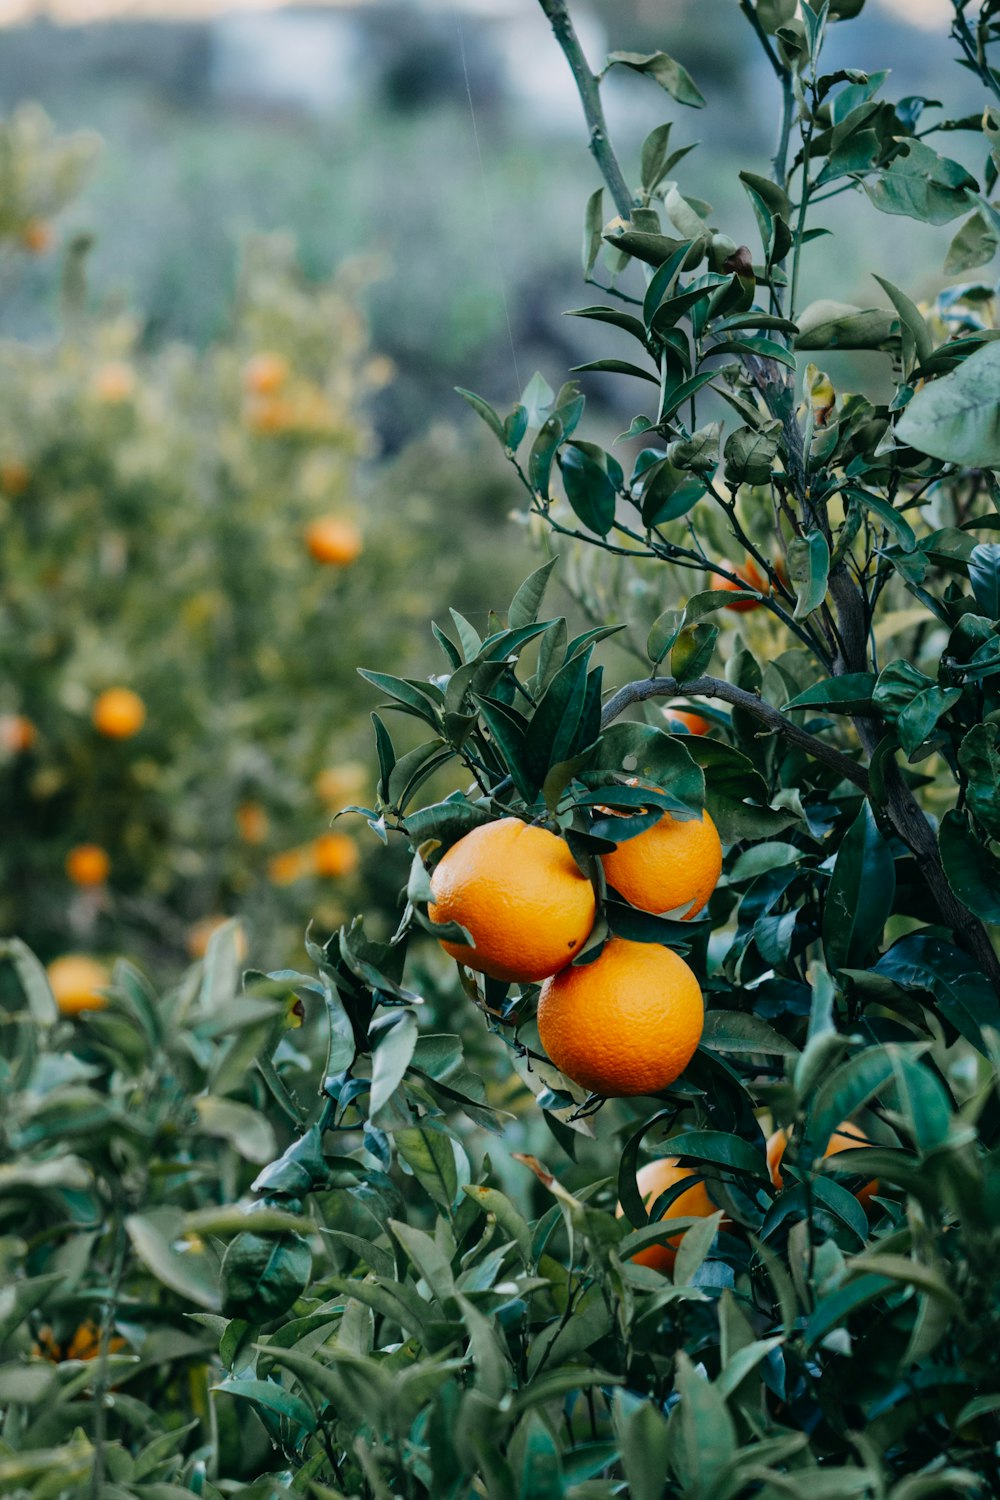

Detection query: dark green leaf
(823, 804), (895, 970)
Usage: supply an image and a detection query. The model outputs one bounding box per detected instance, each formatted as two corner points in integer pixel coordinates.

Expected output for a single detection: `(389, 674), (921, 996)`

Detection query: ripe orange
(665, 709), (710, 736)
(428, 818), (596, 984)
(92, 687), (146, 739)
(34, 1319), (126, 1362)
(21, 219), (53, 255)
(315, 762), (367, 808)
(537, 936), (703, 1097)
(305, 516), (363, 566)
(94, 362), (135, 404)
(602, 809), (722, 918)
(268, 848), (311, 886)
(47, 955), (109, 1016)
(715, 559), (767, 611)
(65, 844), (110, 887)
(243, 351), (290, 396)
(313, 830), (360, 878)
(236, 800), (269, 845)
(0, 713), (37, 753)
(0, 460), (30, 495)
(767, 1119), (878, 1210)
(616, 1157), (727, 1274)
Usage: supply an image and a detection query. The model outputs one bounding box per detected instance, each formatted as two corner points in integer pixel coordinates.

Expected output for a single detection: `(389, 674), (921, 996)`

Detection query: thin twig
(600, 673), (870, 792)
(537, 0), (634, 218)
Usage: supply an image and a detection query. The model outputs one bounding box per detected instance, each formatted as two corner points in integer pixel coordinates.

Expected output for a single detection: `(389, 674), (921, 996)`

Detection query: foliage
(4, 2), (1000, 1498)
(0, 113), (532, 973)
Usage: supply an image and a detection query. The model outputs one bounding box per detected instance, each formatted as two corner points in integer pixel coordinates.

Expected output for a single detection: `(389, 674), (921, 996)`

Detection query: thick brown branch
(536, 0), (634, 220)
(600, 674), (870, 793)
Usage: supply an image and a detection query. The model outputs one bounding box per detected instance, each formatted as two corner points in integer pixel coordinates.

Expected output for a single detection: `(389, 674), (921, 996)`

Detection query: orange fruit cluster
(427, 797), (724, 1098)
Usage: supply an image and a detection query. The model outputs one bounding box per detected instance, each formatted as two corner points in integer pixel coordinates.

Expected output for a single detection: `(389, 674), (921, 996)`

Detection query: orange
(315, 762), (367, 808)
(34, 1320), (126, 1362)
(65, 844), (110, 887)
(537, 936), (703, 1097)
(94, 362), (135, 404)
(602, 809), (722, 919)
(236, 800), (269, 845)
(767, 1120), (878, 1210)
(0, 460), (30, 495)
(715, 559), (767, 611)
(665, 709), (710, 736)
(268, 847), (312, 886)
(313, 830), (360, 878)
(243, 351), (290, 396)
(305, 516), (363, 566)
(0, 713), (37, 753)
(21, 219), (53, 254)
(92, 687), (145, 739)
(428, 818), (596, 984)
(245, 395), (295, 434)
(47, 955), (110, 1016)
(616, 1157), (728, 1274)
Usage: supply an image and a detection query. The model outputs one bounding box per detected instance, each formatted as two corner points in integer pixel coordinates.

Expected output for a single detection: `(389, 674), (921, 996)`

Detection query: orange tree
(4, 3), (1000, 1497)
(0, 109), (531, 973)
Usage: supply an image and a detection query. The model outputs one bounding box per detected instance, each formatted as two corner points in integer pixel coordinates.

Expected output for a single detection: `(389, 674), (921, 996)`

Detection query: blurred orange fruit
(602, 809), (722, 918)
(428, 818), (596, 984)
(0, 460), (30, 495)
(187, 916), (248, 961)
(236, 801), (269, 845)
(34, 1319), (126, 1362)
(243, 351), (290, 396)
(665, 709), (710, 736)
(245, 395), (295, 434)
(0, 713), (37, 753)
(65, 843), (110, 887)
(615, 1156), (728, 1274)
(538, 936), (703, 1097)
(715, 559), (767, 611)
(20, 219), (53, 255)
(92, 687), (145, 739)
(305, 516), (363, 566)
(767, 1119), (878, 1210)
(268, 848), (312, 886)
(47, 954), (110, 1016)
(313, 830), (360, 878)
(314, 763), (367, 808)
(94, 362), (136, 404)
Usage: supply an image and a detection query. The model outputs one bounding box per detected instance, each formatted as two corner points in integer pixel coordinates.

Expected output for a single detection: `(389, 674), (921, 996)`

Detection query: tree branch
(536, 0), (634, 219)
(600, 673), (870, 793)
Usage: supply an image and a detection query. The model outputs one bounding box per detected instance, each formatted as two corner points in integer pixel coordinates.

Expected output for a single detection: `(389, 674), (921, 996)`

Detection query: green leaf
(559, 440), (619, 536)
(968, 542), (1000, 620)
(126, 1208), (219, 1309)
(871, 274), (933, 373)
(513, 1410), (563, 1499)
(671, 1352), (737, 1493)
(895, 341), (1000, 468)
(646, 609), (685, 666)
(528, 412), (566, 499)
(521, 371), (556, 428)
(389, 1219), (456, 1302)
(783, 673), (877, 715)
(565, 303), (649, 343)
(804, 1272), (894, 1350)
(896, 685), (961, 758)
(864, 140), (977, 226)
(795, 300), (898, 351)
(582, 188), (604, 277)
(939, 810), (1000, 923)
(195, 1097), (276, 1166)
(787, 530), (830, 619)
(805, 1047), (897, 1157)
(395, 1125), (458, 1209)
(702, 1010), (799, 1057)
(606, 50), (705, 107)
(369, 1010), (419, 1122)
(454, 387), (503, 442)
(671, 622), (718, 682)
(958, 722), (1000, 839)
(213, 1377), (315, 1434)
(723, 421), (781, 486)
(0, 938), (58, 1026)
(840, 487), (917, 551)
(823, 803), (895, 971)
(671, 1130), (769, 1182)
(571, 357), (660, 386)
(944, 206), (1000, 275)
(524, 650), (591, 785)
(509, 559), (559, 630)
(220, 1230), (311, 1321)
(674, 1211), (725, 1286)
(614, 1393), (671, 1500)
